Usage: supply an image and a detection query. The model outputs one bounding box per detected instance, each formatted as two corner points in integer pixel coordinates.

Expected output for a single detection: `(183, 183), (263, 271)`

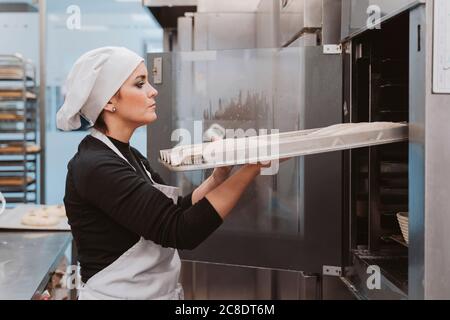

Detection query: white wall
(44, 0), (163, 204)
(0, 13), (39, 77)
(1, 0), (164, 205)
(425, 0), (450, 299)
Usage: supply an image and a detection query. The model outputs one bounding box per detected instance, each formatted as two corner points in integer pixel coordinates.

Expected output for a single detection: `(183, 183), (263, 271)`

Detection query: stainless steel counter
(0, 231), (72, 300)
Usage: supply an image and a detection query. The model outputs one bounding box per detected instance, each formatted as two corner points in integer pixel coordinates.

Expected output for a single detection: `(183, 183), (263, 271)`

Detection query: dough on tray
(44, 205), (66, 217)
(21, 209), (60, 227)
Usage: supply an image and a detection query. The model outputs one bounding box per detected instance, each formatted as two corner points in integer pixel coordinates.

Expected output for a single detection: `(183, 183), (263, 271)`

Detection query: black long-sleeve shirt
(64, 134), (222, 283)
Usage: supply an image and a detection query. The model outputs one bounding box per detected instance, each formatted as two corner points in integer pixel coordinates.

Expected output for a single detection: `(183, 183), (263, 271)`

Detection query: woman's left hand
(212, 166), (233, 185)
(209, 135), (233, 185)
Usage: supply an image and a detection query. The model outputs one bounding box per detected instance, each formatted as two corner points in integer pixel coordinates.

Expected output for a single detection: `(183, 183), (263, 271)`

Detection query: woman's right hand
(245, 157), (293, 175)
(212, 165), (233, 185)
(205, 157), (292, 219)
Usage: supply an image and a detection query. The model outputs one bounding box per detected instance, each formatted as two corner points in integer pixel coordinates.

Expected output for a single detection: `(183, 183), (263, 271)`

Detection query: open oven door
(147, 46), (346, 277)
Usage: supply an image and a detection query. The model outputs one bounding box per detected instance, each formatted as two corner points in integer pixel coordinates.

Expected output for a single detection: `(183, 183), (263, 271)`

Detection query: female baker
(56, 47), (278, 300)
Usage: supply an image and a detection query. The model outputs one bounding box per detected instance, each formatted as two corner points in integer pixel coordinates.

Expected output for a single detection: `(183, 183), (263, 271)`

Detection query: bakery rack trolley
(0, 54), (40, 207)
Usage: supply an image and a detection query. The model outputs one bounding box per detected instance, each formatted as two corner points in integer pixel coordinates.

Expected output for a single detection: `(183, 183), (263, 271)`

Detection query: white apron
(78, 129), (183, 300)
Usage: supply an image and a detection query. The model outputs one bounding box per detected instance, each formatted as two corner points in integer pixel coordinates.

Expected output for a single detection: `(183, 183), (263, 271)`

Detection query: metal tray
(0, 144), (40, 155)
(0, 204), (70, 231)
(159, 122), (409, 172)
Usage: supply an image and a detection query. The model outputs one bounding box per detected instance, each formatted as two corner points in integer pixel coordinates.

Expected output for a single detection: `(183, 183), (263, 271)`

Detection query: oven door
(148, 46), (344, 275)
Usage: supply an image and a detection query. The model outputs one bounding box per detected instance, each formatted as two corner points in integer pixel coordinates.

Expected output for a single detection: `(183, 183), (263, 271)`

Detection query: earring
(112, 106), (117, 113)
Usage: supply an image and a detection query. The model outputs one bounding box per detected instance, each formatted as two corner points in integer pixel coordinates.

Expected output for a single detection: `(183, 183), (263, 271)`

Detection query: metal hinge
(152, 57), (163, 85)
(323, 265), (342, 277)
(323, 44), (342, 55)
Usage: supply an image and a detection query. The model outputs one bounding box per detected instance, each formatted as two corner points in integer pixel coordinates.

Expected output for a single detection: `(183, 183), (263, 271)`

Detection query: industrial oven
(145, 0), (450, 299)
(341, 7), (418, 300)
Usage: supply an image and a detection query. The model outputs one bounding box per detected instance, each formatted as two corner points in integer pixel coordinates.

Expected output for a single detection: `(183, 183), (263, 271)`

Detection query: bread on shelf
(0, 113), (24, 121)
(0, 176), (34, 187)
(0, 143), (41, 154)
(0, 90), (36, 100)
(0, 67), (25, 79)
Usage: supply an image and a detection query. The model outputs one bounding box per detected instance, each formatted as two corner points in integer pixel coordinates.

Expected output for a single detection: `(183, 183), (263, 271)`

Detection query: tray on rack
(0, 204), (70, 231)
(0, 90), (36, 100)
(0, 54), (39, 205)
(0, 112), (24, 121)
(388, 234), (408, 247)
(0, 67), (25, 80)
(0, 143), (40, 154)
(0, 102), (30, 110)
(0, 175), (34, 187)
(159, 122), (409, 172)
(0, 55), (34, 81)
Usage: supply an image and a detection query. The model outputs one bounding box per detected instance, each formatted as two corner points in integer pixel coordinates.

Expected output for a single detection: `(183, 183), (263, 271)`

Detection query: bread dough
(21, 209), (60, 227)
(45, 205), (66, 217)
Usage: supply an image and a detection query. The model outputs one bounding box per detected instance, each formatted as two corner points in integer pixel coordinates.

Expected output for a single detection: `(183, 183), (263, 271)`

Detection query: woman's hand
(245, 157), (293, 174)
(210, 128), (292, 184)
(209, 135), (233, 185)
(212, 166), (233, 185)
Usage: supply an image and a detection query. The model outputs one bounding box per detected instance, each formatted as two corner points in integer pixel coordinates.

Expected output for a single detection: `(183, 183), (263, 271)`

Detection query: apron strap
(90, 128), (136, 172)
(90, 128), (180, 203)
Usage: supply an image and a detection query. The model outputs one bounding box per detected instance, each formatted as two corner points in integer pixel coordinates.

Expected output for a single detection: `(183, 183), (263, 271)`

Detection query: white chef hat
(56, 46), (144, 131)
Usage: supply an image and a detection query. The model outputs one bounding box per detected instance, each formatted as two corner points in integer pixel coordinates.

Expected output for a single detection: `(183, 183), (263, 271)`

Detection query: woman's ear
(104, 101), (116, 113)
(104, 92), (119, 113)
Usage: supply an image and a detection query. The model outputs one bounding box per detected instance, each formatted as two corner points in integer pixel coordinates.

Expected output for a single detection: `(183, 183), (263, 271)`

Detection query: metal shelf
(0, 54), (39, 207)
(342, 250), (408, 300)
(387, 235), (408, 248)
(0, 161), (36, 168)
(4, 196), (29, 203)
(0, 91), (37, 101)
(0, 144), (41, 155)
(1, 187), (37, 194)
(0, 129), (37, 134)
(0, 75), (34, 81)
(0, 113), (24, 121)
(0, 54), (35, 81)
(0, 176), (35, 186)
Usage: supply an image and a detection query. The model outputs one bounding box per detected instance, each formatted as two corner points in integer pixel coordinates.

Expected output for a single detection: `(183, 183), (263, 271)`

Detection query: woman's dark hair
(94, 90), (121, 133)
(94, 110), (107, 133)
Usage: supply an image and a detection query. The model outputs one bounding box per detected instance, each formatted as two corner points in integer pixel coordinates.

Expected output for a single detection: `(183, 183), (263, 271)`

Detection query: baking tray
(0, 68), (25, 80)
(0, 144), (40, 155)
(0, 204), (70, 231)
(0, 90), (36, 100)
(0, 176), (34, 186)
(0, 112), (24, 121)
(159, 122), (409, 172)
